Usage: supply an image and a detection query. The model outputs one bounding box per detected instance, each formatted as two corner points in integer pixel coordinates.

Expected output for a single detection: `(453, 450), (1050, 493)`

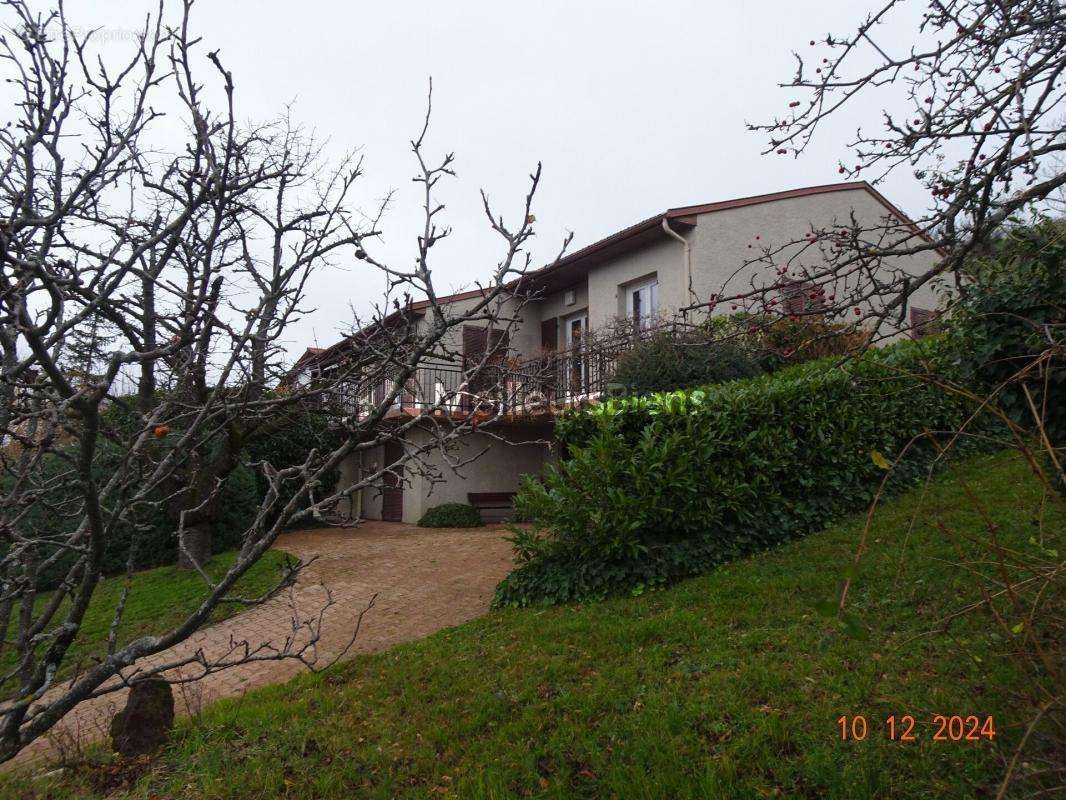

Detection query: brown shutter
(909, 307), (938, 338)
(540, 317), (558, 351)
(381, 441), (404, 521)
(488, 327), (509, 362)
(462, 325), (489, 361)
(780, 280), (826, 315)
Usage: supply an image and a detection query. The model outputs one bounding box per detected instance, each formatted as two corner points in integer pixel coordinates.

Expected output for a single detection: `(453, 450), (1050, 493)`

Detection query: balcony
(325, 342), (629, 423)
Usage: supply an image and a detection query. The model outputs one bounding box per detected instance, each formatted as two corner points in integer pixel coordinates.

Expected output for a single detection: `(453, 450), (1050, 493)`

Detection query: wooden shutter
(909, 307), (938, 338)
(541, 317), (558, 351)
(462, 325), (489, 362)
(780, 280), (826, 315)
(381, 440), (404, 521)
(462, 325), (508, 411)
(463, 325), (507, 363)
(488, 327), (509, 362)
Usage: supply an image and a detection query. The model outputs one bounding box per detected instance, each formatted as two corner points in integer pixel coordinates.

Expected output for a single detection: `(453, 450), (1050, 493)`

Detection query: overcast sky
(64, 0), (928, 361)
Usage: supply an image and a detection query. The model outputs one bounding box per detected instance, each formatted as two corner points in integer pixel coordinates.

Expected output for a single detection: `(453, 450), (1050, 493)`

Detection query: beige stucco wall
(686, 188), (940, 332)
(584, 236), (688, 331)
(402, 423), (553, 523)
(335, 444), (385, 520)
(526, 188), (938, 340)
(414, 292), (542, 363)
(532, 281), (590, 350)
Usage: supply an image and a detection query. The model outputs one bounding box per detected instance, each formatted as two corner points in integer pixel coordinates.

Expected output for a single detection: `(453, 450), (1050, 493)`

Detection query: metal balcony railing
(319, 334), (644, 421)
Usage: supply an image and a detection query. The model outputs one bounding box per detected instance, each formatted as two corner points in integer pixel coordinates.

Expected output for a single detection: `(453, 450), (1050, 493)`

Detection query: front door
(381, 440), (404, 522)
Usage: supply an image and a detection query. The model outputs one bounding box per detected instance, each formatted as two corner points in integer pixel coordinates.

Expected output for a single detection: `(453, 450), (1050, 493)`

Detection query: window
(626, 276), (658, 329)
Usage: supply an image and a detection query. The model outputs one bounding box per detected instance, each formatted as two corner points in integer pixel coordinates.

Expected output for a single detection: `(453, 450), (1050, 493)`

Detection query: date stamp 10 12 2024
(837, 715), (996, 742)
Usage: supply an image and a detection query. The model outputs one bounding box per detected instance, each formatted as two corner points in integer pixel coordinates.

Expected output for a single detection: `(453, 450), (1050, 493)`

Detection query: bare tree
(733, 5), (1065, 796)
(689, 0), (1065, 342)
(0, 1), (561, 762)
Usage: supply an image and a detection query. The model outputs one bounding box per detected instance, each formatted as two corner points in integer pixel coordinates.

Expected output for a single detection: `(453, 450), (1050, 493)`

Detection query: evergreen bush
(496, 339), (985, 607)
(418, 503), (484, 528)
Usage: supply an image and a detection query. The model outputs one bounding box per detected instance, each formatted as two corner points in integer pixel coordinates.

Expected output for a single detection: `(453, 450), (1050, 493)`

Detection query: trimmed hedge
(495, 339), (984, 607)
(418, 502), (485, 528)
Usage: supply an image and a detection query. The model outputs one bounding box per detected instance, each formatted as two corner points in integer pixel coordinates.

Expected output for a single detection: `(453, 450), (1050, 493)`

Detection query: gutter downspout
(661, 217), (693, 315)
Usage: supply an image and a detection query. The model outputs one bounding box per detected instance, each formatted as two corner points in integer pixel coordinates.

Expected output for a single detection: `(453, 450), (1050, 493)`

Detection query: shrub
(418, 503), (484, 528)
(944, 220), (1065, 450)
(753, 316), (869, 371)
(608, 330), (762, 396)
(495, 339), (986, 607)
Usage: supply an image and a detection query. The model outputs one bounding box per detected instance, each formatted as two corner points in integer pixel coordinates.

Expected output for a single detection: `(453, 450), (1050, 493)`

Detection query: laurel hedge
(494, 339), (982, 607)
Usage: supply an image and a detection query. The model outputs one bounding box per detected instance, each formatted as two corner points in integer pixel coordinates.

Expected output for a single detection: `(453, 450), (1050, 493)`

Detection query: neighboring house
(294, 181), (940, 524)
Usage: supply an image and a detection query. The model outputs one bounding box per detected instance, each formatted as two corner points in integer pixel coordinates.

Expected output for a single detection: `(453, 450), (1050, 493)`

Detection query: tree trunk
(177, 523), (212, 570)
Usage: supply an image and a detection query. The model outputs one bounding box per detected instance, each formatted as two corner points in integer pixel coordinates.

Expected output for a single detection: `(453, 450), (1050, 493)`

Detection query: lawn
(2, 548), (293, 686)
(11, 451), (1063, 799)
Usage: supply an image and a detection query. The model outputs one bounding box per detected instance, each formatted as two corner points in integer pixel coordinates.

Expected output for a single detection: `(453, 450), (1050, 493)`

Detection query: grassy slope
(16, 452), (1063, 799)
(3, 549), (292, 685)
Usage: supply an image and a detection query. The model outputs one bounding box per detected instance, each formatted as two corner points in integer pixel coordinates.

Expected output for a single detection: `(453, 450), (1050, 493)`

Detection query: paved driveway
(20, 522), (514, 764)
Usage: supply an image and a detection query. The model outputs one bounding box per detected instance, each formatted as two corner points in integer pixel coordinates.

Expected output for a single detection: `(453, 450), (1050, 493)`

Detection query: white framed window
(564, 312), (587, 350)
(625, 276), (658, 328)
(562, 311), (588, 397)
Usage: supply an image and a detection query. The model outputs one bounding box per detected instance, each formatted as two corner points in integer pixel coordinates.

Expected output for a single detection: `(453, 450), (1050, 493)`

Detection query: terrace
(326, 339), (632, 422)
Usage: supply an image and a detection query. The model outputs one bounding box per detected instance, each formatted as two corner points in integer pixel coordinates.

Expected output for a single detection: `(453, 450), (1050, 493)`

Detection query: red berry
(853, 307), (861, 316)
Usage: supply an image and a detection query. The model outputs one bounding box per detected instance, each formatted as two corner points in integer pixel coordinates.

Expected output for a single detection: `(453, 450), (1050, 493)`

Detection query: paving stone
(17, 522), (512, 764)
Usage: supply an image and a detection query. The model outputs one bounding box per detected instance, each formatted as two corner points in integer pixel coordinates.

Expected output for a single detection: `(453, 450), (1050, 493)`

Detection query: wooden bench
(467, 491), (517, 523)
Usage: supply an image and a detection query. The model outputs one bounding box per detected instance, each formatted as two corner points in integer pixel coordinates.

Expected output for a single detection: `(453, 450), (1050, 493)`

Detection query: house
(295, 181), (940, 524)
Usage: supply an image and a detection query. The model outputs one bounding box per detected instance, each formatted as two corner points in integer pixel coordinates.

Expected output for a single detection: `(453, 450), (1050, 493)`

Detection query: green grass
(3, 549), (292, 686)
(10, 451), (1063, 799)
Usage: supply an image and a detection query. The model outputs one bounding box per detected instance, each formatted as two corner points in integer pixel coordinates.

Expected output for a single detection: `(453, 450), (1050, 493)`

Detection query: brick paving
(18, 522), (513, 765)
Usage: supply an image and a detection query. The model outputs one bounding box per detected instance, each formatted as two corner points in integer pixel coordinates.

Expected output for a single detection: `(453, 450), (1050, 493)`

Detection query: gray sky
(68, 0), (928, 361)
